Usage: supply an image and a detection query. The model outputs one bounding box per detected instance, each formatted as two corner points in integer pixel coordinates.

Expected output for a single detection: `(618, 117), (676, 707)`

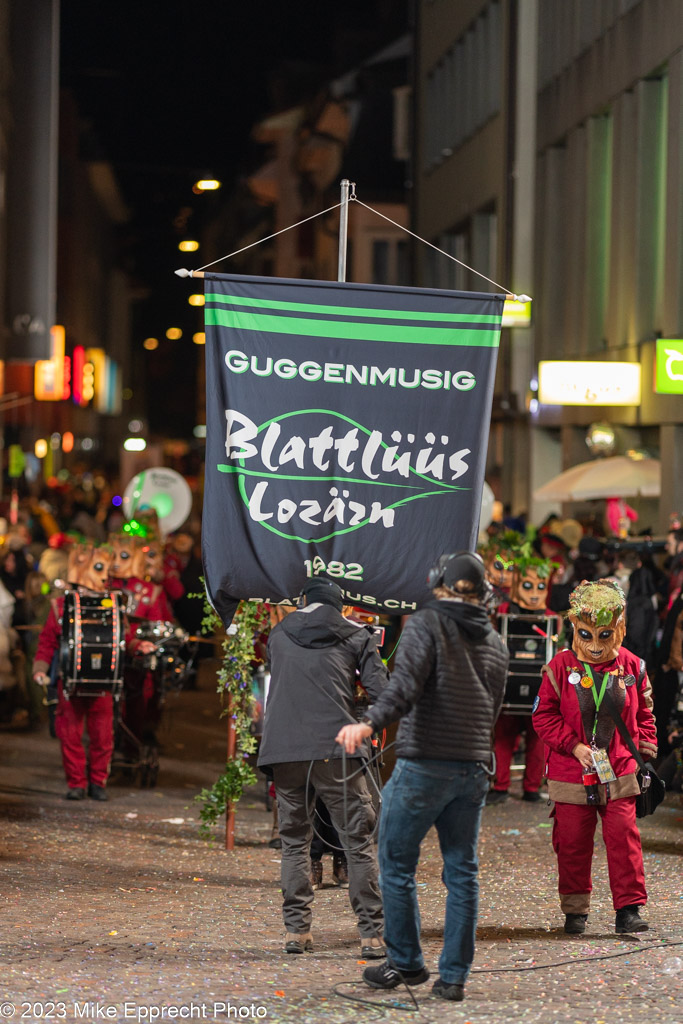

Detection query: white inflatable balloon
(478, 481), (495, 540)
(122, 467), (192, 535)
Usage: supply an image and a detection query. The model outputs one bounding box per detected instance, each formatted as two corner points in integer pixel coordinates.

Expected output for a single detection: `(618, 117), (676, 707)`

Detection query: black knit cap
(299, 578), (344, 610)
(442, 551), (486, 590)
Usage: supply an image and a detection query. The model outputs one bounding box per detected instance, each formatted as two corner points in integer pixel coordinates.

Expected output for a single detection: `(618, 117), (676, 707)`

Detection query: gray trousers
(272, 759), (383, 939)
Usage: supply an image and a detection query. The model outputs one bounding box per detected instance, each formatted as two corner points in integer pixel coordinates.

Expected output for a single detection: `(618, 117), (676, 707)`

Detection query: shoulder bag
(602, 689), (665, 818)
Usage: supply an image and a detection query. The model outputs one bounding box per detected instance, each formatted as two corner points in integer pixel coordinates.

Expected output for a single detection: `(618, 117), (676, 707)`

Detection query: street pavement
(1, 660), (681, 1024)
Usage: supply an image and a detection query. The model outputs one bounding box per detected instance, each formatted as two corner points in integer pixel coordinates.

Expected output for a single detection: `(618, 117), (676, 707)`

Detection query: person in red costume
(488, 557), (558, 804)
(32, 547), (121, 800)
(109, 533), (174, 750)
(533, 579), (657, 935)
(605, 497), (638, 538)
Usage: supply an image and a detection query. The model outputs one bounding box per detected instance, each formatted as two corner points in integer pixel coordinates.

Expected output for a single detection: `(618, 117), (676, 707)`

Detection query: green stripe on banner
(205, 307), (500, 348)
(205, 292), (502, 325)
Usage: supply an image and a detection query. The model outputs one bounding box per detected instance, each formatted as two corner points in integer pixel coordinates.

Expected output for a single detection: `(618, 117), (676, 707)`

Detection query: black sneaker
(284, 932), (313, 953)
(88, 783), (108, 801)
(564, 913), (588, 934)
(363, 961), (429, 989)
(485, 789), (508, 805)
(65, 788), (86, 801)
(522, 790), (542, 802)
(615, 905), (648, 934)
(432, 978), (464, 1001)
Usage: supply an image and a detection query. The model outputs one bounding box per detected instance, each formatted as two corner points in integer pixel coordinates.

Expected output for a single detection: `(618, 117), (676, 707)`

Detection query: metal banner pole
(337, 179), (352, 282)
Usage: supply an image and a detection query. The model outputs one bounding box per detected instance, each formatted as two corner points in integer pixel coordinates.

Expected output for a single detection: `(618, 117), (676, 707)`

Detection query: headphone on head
(297, 578), (344, 609)
(427, 551), (492, 604)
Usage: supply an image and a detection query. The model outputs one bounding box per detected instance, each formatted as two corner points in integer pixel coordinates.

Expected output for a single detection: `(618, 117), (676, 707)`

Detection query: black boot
(564, 913), (588, 934)
(615, 905), (648, 934)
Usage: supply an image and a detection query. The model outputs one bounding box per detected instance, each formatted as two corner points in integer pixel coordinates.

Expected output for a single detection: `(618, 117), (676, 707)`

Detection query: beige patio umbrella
(533, 455), (660, 502)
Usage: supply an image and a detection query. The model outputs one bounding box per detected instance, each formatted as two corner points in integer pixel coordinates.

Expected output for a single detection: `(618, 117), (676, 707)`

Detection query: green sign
(8, 445), (26, 479)
(655, 338), (683, 394)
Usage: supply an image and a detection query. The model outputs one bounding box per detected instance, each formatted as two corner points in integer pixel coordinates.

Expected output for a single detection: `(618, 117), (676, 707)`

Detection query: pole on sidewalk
(225, 696), (236, 850)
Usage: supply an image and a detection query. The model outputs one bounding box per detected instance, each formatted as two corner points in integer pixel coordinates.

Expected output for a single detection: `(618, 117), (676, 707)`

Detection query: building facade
(413, 0), (683, 534)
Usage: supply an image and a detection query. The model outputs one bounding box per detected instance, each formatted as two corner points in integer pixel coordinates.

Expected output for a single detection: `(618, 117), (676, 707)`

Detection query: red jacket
(534, 647), (657, 804)
(33, 598), (63, 677)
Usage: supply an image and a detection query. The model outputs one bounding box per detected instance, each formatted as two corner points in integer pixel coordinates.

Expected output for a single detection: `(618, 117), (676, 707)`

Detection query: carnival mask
(67, 542), (92, 583)
(78, 547), (113, 592)
(141, 541), (164, 582)
(568, 579), (627, 665)
(569, 612), (625, 664)
(108, 535), (145, 580)
(512, 566), (549, 611)
(485, 550), (515, 592)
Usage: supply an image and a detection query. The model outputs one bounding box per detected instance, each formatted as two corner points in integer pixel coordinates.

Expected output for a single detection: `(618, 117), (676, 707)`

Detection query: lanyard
(583, 663), (609, 742)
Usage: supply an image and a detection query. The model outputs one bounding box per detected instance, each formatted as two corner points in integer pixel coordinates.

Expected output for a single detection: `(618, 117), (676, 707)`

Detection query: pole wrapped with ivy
(195, 598), (270, 846)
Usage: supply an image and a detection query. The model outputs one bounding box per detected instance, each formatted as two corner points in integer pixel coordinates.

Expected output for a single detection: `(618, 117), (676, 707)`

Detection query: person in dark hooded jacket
(337, 551), (509, 1003)
(258, 577), (388, 958)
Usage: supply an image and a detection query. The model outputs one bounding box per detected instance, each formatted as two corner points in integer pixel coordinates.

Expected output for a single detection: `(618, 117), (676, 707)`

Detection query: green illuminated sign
(656, 339), (683, 394)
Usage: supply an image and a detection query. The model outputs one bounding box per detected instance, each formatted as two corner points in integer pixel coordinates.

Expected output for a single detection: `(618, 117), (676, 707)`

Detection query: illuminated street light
(35, 439), (48, 458)
(143, 337), (158, 351)
(193, 178), (221, 192)
(193, 332), (206, 345)
(166, 327), (182, 340)
(124, 437), (147, 452)
(188, 294), (205, 306)
(178, 240), (200, 252)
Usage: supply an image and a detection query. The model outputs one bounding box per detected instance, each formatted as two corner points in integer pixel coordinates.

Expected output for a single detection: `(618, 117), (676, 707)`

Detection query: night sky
(59, 1), (409, 436)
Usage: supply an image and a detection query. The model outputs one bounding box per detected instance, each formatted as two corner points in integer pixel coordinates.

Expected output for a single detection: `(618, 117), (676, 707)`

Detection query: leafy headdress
(568, 579), (626, 626)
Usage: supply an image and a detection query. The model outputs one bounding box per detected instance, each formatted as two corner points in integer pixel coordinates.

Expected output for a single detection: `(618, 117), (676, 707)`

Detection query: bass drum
(60, 590), (126, 698)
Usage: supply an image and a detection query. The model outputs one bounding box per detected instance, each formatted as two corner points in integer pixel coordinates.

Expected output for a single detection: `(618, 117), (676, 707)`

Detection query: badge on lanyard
(591, 746), (617, 783)
(580, 675), (593, 688)
(568, 670), (581, 686)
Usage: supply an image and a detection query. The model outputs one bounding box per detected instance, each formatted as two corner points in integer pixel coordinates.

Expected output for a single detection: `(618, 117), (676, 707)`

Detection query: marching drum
(131, 620), (194, 693)
(60, 590), (126, 698)
(498, 612), (561, 714)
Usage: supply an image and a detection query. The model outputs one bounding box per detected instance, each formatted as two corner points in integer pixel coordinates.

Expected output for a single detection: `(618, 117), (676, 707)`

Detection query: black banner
(201, 273), (504, 624)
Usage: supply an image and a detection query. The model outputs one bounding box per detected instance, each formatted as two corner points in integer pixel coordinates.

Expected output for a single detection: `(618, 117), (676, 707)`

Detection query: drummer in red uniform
(109, 533), (174, 750)
(32, 547), (119, 800)
(488, 554), (559, 804)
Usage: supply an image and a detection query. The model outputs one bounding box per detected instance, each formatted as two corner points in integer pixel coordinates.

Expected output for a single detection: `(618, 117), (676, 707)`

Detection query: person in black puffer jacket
(337, 551), (509, 1003)
(258, 577), (388, 959)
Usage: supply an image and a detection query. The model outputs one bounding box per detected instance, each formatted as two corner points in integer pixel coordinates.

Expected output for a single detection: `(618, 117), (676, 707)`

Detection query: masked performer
(32, 547), (117, 800)
(480, 532), (520, 607)
(533, 580), (657, 935)
(109, 533), (174, 750)
(488, 557), (557, 804)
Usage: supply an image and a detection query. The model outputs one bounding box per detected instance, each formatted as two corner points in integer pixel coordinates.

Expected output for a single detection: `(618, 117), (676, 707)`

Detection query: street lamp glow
(166, 327), (182, 340)
(188, 294), (205, 306)
(178, 240), (200, 252)
(35, 439), (48, 459)
(193, 178), (221, 191)
(123, 437), (147, 452)
(193, 332), (206, 345)
(143, 337), (158, 351)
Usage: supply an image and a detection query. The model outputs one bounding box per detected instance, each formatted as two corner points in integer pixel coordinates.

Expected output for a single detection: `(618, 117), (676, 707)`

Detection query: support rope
(175, 185), (531, 302)
(189, 201), (343, 274)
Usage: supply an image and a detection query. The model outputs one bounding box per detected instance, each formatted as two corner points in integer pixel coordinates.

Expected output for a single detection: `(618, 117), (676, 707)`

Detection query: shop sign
(655, 339), (683, 394)
(538, 361), (641, 406)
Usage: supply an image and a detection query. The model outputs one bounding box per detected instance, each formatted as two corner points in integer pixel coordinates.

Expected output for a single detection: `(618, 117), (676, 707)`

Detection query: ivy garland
(194, 595), (270, 841)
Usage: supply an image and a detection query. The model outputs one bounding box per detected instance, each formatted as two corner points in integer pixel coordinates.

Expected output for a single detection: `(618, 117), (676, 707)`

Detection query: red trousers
(493, 713), (544, 792)
(552, 797), (647, 914)
(54, 683), (114, 789)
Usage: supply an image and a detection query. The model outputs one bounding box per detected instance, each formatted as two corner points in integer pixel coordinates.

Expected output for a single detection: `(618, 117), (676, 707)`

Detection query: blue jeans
(378, 757), (489, 984)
